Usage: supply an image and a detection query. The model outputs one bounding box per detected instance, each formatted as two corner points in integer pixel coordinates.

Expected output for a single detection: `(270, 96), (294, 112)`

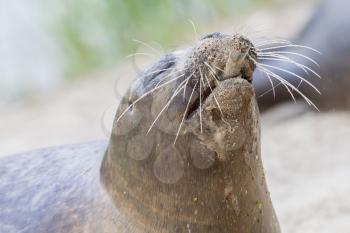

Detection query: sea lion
(254, 0), (350, 111)
(0, 33), (280, 232)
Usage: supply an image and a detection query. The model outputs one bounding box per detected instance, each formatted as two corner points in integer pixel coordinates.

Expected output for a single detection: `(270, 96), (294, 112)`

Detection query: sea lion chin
(187, 77), (256, 158)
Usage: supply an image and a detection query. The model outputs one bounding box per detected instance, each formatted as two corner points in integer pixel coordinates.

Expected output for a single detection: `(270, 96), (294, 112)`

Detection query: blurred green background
(1, 0), (287, 102)
(0, 0), (316, 154)
(58, 0), (272, 77)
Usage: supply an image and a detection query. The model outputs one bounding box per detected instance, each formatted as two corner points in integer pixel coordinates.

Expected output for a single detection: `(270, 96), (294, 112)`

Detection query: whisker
(204, 62), (220, 82)
(132, 39), (161, 55)
(257, 55), (309, 74)
(257, 65), (296, 103)
(257, 51), (320, 67)
(174, 81), (198, 144)
(249, 55), (276, 99)
(263, 70), (276, 99)
(199, 68), (204, 132)
(260, 63), (321, 94)
(126, 52), (156, 58)
(116, 73), (185, 122)
(154, 69), (185, 89)
(296, 80), (303, 90)
(147, 76), (190, 134)
(251, 54), (296, 101)
(182, 71), (196, 99)
(255, 39), (292, 47)
(211, 63), (225, 72)
(257, 56), (320, 78)
(257, 44), (321, 54)
(258, 81), (282, 98)
(257, 64), (319, 110)
(187, 19), (199, 41)
(257, 79), (305, 98)
(203, 72), (231, 126)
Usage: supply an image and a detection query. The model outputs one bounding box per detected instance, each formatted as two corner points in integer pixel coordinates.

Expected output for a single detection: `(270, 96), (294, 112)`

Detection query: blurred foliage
(57, 0), (271, 77)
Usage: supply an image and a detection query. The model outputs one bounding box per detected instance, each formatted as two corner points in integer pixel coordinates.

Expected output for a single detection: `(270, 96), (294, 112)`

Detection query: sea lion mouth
(186, 74), (250, 120)
(185, 76), (255, 155)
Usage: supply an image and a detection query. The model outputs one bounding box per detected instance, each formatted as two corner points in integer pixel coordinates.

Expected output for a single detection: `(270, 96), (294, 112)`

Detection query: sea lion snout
(193, 33), (257, 83)
(114, 33), (258, 144)
(223, 39), (256, 82)
(187, 78), (256, 158)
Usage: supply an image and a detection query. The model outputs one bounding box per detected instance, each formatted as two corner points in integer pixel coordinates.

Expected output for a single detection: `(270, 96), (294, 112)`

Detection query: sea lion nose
(223, 49), (245, 79)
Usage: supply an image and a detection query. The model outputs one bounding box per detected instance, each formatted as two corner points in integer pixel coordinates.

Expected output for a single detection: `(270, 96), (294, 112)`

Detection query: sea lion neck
(100, 77), (280, 232)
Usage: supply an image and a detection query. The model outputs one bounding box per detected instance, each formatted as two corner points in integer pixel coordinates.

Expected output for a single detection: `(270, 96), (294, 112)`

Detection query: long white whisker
(257, 56), (309, 75)
(258, 82), (282, 98)
(211, 63), (225, 72)
(203, 74), (220, 109)
(126, 52), (156, 58)
(260, 64), (321, 94)
(154, 69), (185, 89)
(249, 54), (276, 99)
(257, 65), (296, 103)
(264, 70), (276, 99)
(257, 44), (321, 54)
(188, 19), (199, 41)
(183, 71), (196, 99)
(296, 80), (303, 90)
(205, 73), (232, 127)
(257, 64), (319, 110)
(199, 68), (205, 133)
(204, 62), (220, 82)
(202, 73), (231, 127)
(258, 51), (320, 67)
(255, 39), (291, 47)
(248, 54), (276, 99)
(147, 77), (190, 134)
(132, 39), (161, 54)
(116, 73), (185, 122)
(256, 38), (292, 45)
(257, 55), (321, 79)
(174, 81), (198, 144)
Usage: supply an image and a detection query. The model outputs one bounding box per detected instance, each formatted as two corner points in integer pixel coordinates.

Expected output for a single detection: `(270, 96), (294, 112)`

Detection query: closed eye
(201, 32), (224, 40)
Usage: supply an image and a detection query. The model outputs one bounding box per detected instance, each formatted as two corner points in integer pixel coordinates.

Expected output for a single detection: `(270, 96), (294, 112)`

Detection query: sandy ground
(1, 0), (349, 232)
(262, 106), (350, 232)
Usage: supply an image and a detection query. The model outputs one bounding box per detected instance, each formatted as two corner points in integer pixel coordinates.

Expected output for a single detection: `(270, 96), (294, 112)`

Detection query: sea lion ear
(201, 32), (225, 40)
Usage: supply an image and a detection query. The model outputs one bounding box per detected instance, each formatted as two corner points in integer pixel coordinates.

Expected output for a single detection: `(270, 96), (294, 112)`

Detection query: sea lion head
(100, 33), (278, 233)
(116, 32), (258, 143)
(178, 32), (258, 155)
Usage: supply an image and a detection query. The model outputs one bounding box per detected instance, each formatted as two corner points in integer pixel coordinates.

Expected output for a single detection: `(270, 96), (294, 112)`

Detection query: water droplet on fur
(153, 146), (184, 184)
(127, 134), (154, 160)
(150, 82), (193, 136)
(114, 103), (142, 135)
(190, 139), (215, 169)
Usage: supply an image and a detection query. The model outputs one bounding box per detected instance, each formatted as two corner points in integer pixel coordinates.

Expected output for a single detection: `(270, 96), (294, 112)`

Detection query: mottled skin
(0, 33), (280, 233)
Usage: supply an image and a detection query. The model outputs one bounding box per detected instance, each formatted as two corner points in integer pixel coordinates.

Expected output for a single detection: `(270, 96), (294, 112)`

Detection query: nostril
(230, 50), (241, 61)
